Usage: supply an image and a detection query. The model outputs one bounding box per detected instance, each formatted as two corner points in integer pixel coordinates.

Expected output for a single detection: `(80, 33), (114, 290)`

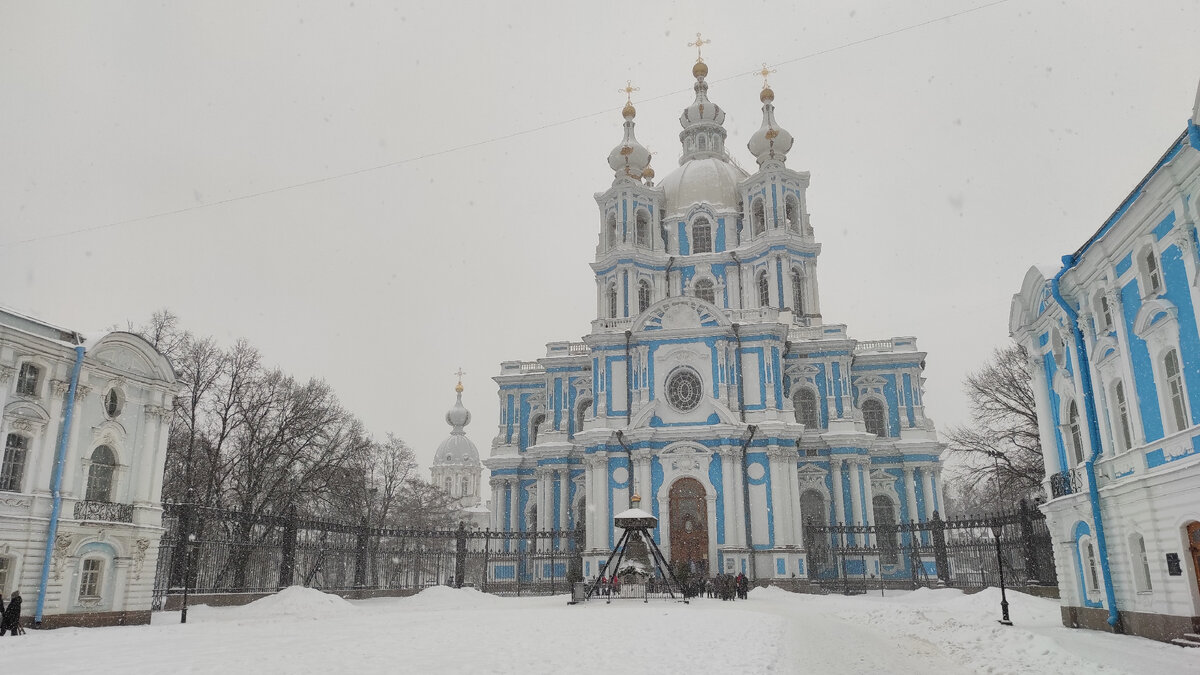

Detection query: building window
(1131, 533), (1152, 592)
(757, 271), (770, 307)
(1068, 401), (1084, 466)
(529, 414), (545, 447)
(461, 477), (469, 496)
(794, 387), (819, 429)
(1164, 349), (1188, 432)
(0, 434), (28, 493)
(785, 195), (800, 232)
(694, 279), (715, 304)
(1146, 249), (1162, 294)
(862, 399), (887, 437)
(16, 363), (40, 397)
(104, 388), (123, 418)
(791, 269), (805, 314)
(606, 214), (618, 250)
(692, 218), (712, 254)
(872, 496), (899, 564)
(751, 199), (765, 236)
(800, 490), (826, 527)
(1115, 381), (1133, 450)
(1096, 292), (1113, 331)
(1083, 539), (1100, 594)
(0, 556), (9, 594)
(606, 282), (618, 318)
(665, 367), (704, 412)
(85, 445), (117, 502)
(636, 211), (650, 248)
(576, 399), (591, 434)
(79, 558), (103, 599)
(444, 477), (451, 492)
(638, 280), (652, 313)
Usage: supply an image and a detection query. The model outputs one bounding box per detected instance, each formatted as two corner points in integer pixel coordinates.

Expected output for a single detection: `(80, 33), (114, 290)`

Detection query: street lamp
(180, 532), (197, 624)
(990, 520), (1013, 626)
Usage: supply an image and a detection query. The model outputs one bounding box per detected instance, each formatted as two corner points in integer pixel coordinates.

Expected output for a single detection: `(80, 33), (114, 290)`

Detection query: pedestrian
(611, 575), (621, 597)
(0, 590), (21, 636)
(736, 572), (749, 599)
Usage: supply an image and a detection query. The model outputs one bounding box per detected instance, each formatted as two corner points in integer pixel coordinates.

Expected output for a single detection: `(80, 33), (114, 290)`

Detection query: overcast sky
(2, 1), (1199, 475)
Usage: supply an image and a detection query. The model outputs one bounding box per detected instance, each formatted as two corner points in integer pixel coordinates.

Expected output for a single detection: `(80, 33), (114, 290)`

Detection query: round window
(665, 368), (704, 412)
(104, 389), (123, 418)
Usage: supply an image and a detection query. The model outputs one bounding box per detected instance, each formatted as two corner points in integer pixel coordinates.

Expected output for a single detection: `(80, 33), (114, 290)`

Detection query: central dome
(659, 157), (748, 216)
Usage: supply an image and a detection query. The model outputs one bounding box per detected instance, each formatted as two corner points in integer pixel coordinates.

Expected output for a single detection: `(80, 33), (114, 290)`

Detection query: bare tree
(946, 344), (1044, 506)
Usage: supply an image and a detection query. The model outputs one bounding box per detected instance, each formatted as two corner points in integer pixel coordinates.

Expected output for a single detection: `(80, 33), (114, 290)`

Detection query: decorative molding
(0, 497), (30, 508)
(52, 379), (72, 396)
(0, 365), (14, 383)
(132, 538), (151, 580)
(52, 533), (72, 581)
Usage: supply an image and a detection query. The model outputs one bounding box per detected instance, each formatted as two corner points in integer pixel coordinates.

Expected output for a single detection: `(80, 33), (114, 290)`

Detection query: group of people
(594, 575), (622, 597)
(0, 590), (23, 636)
(702, 573), (749, 601)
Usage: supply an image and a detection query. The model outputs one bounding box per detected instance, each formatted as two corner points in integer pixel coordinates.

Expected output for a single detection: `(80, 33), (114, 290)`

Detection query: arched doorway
(669, 478), (708, 574)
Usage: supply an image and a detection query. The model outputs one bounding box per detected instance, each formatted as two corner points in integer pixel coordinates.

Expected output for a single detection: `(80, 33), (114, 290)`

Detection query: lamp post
(990, 520), (1013, 626)
(180, 532), (197, 624)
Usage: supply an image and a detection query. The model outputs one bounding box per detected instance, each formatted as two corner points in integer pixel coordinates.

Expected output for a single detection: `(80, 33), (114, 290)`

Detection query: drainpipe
(732, 324), (746, 423)
(740, 424), (758, 581)
(730, 252), (745, 308)
(624, 330), (633, 427)
(35, 343), (86, 626)
(664, 257), (675, 298)
(615, 430), (635, 508)
(1051, 256), (1121, 631)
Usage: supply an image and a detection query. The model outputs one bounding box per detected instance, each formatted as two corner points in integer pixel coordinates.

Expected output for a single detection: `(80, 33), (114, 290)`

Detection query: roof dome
(433, 382), (480, 466)
(747, 86), (794, 166)
(606, 103), (651, 182)
(659, 156), (748, 215)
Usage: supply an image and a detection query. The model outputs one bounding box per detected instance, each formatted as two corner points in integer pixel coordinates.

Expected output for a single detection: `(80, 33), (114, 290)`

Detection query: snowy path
(5, 586), (1197, 674)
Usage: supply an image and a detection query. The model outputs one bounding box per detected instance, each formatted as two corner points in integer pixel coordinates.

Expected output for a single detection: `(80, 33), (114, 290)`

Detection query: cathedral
(483, 54), (945, 583)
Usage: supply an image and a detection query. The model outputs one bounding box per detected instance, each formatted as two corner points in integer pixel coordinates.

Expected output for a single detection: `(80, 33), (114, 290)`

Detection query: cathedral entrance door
(1188, 522), (1200, 597)
(669, 478), (709, 574)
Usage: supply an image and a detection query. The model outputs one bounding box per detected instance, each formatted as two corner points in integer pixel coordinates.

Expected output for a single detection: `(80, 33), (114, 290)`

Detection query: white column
(721, 449), (738, 546)
(595, 457), (610, 549)
(921, 468), (936, 520)
(491, 480), (501, 530)
(788, 455), (804, 547)
(861, 460), (876, 547)
(830, 458), (846, 525)
(33, 380), (69, 494)
(732, 453), (747, 548)
(903, 467), (919, 524)
(848, 460), (864, 530)
(768, 452), (788, 547)
(583, 462), (595, 549)
(509, 478), (520, 532)
(558, 468), (569, 532)
(1027, 354), (1062, 478)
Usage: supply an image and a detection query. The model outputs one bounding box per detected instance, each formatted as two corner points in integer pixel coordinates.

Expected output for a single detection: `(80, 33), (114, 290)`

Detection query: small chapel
(484, 47), (945, 583)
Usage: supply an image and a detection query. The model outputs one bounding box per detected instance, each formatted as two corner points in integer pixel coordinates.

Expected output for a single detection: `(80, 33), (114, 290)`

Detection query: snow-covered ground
(7, 586), (1197, 674)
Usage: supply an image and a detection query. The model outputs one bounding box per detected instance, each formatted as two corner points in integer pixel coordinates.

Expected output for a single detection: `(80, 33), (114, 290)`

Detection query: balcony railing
(1048, 468), (1084, 499)
(74, 500), (133, 523)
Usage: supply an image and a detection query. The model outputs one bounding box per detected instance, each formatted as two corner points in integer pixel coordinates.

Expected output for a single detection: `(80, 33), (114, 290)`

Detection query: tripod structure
(586, 499), (688, 603)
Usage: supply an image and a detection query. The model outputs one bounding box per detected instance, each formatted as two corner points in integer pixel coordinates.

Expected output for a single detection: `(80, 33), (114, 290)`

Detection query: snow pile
(397, 584), (508, 611)
(232, 585), (355, 619)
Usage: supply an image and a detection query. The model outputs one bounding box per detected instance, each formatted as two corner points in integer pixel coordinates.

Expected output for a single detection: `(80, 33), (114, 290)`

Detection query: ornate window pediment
(635, 297), (727, 332)
(1132, 297), (1178, 340)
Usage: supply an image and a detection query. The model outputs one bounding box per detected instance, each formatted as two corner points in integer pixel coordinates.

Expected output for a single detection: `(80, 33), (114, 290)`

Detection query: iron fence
(804, 500), (1056, 594)
(152, 504), (581, 609)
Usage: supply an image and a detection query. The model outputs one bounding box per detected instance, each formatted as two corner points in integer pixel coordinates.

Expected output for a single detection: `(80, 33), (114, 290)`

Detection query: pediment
(1133, 298), (1178, 337)
(635, 297), (728, 332)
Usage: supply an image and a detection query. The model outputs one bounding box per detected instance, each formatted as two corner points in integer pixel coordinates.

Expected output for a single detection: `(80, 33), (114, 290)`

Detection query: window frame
(784, 195), (800, 232)
(693, 278), (716, 305)
(635, 210), (651, 248)
(691, 218), (713, 254)
(1163, 348), (1189, 433)
(606, 282), (618, 319)
(757, 271), (770, 308)
(862, 398), (888, 437)
(790, 268), (805, 314)
(1067, 400), (1085, 466)
(637, 280), (652, 313)
(15, 362), (40, 397)
(1114, 381), (1134, 451)
(78, 557), (104, 600)
(0, 433), (29, 493)
(751, 198), (765, 236)
(84, 445), (118, 502)
(793, 386), (820, 429)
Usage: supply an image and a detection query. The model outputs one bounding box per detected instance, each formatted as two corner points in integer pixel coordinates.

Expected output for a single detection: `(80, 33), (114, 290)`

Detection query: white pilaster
(921, 468), (936, 520)
(830, 457), (846, 526)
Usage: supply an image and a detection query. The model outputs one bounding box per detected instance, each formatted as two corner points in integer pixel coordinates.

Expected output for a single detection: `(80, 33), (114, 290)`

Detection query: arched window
(1146, 249), (1162, 294)
(793, 388), (819, 429)
(790, 269), (805, 314)
(785, 195), (800, 232)
(1131, 533), (1152, 592)
(872, 496), (899, 564)
(751, 199), (765, 236)
(606, 214), (618, 250)
(698, 135), (707, 152)
(461, 477), (470, 497)
(530, 413), (545, 447)
(694, 279), (715, 304)
(800, 490), (827, 527)
(79, 557), (104, 599)
(638, 280), (652, 313)
(636, 211), (651, 248)
(104, 388), (122, 418)
(692, 218), (712, 254)
(862, 399), (887, 437)
(1082, 538), (1101, 593)
(15, 363), (39, 397)
(606, 282), (618, 319)
(576, 399), (592, 435)
(1164, 349), (1188, 432)
(444, 477), (452, 492)
(0, 434), (28, 493)
(1068, 401), (1084, 466)
(757, 271), (770, 307)
(1115, 382), (1133, 450)
(1095, 291), (1113, 331)
(85, 445), (117, 502)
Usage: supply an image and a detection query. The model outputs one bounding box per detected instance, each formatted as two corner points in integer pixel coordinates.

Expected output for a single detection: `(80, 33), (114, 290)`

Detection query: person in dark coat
(1, 590), (21, 636)
(736, 572), (749, 599)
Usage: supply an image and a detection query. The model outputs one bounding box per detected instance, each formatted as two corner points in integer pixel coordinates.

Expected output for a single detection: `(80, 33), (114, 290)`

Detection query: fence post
(1019, 499), (1039, 585)
(931, 511), (949, 584)
(455, 522), (467, 589)
(354, 518), (368, 588)
(279, 506), (298, 589)
(168, 503), (190, 589)
(481, 531), (491, 594)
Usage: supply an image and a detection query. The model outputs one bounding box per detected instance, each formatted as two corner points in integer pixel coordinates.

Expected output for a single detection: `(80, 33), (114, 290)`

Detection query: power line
(0, 0), (1011, 249)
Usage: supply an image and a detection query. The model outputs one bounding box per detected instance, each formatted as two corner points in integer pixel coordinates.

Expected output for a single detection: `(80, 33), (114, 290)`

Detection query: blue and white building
(484, 59), (945, 583)
(1010, 85), (1200, 643)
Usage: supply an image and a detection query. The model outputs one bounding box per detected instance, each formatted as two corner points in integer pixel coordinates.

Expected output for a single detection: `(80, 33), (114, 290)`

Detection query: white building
(1010, 84), (1200, 643)
(484, 59), (945, 584)
(0, 306), (177, 627)
(430, 380), (489, 530)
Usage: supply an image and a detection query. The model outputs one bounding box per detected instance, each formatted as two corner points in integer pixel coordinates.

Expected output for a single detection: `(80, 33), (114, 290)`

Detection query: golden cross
(619, 80), (639, 104)
(756, 63), (776, 89)
(688, 32), (711, 62)
(454, 367), (466, 380)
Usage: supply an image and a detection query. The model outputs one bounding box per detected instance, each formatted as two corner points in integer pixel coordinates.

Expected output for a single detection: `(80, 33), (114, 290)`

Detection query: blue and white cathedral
(484, 58), (945, 583)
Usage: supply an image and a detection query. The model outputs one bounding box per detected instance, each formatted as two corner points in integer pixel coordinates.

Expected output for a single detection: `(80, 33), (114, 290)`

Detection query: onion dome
(678, 61), (728, 164)
(607, 86), (651, 182)
(434, 380), (479, 466)
(748, 84), (794, 166)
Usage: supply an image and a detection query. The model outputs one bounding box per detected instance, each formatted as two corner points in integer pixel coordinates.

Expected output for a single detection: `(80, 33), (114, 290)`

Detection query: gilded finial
(619, 80), (640, 118)
(688, 32), (711, 62)
(454, 367), (466, 393)
(756, 63), (776, 89)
